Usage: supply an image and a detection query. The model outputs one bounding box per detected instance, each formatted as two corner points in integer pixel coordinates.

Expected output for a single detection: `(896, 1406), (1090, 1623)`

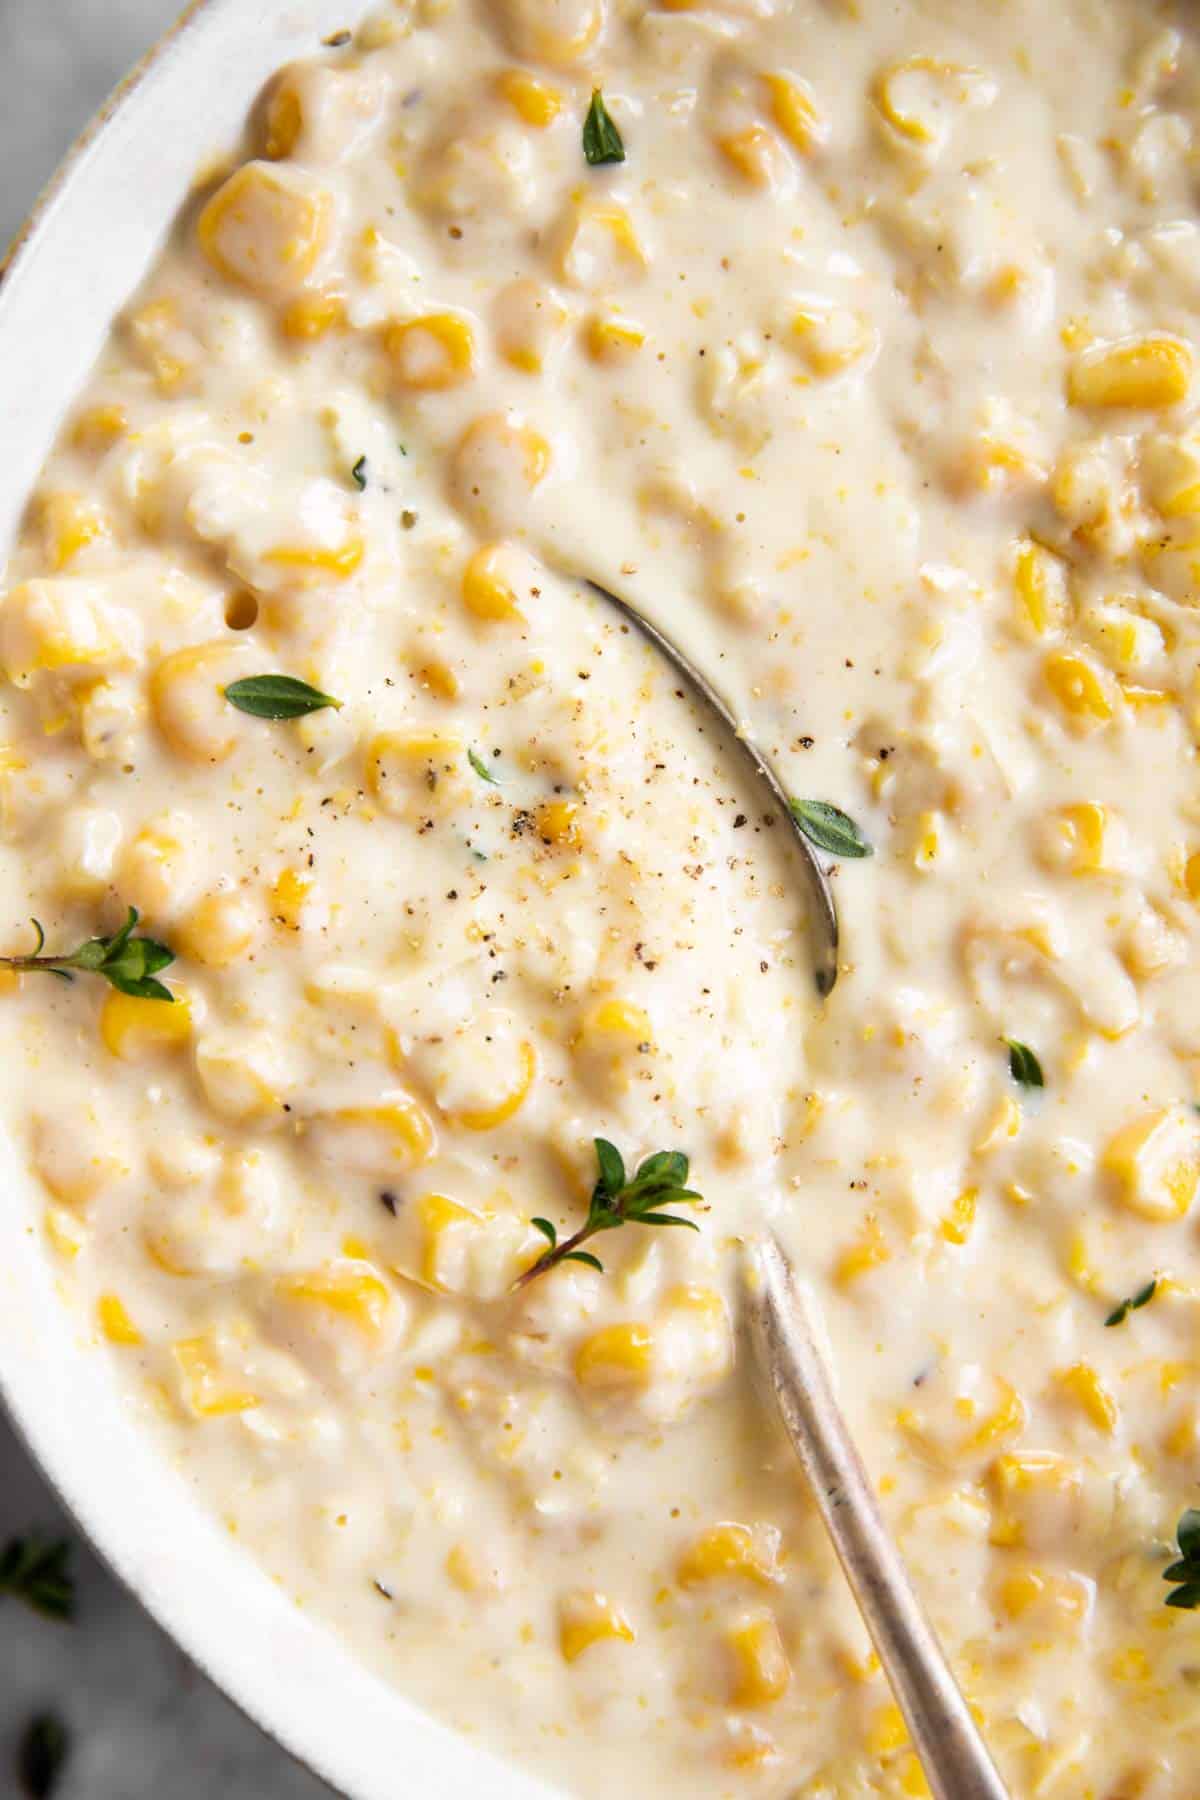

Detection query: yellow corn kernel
(264, 77), (303, 159)
(1056, 1362), (1119, 1434)
(419, 1192), (477, 1288)
(677, 1524), (778, 1589)
(313, 1099), (436, 1174)
(1043, 650), (1117, 727)
(1103, 1107), (1199, 1221)
(1110, 1646), (1151, 1684)
(1185, 849), (1200, 903)
(150, 642), (244, 762)
(974, 1095), (1020, 1156)
(873, 57), (976, 144)
(998, 1567), (1044, 1620)
(897, 1755), (932, 1798)
(584, 312), (646, 361)
(445, 1543), (488, 1592)
(835, 1215), (889, 1287)
(271, 867), (314, 932)
(366, 730), (465, 812)
(579, 998), (652, 1042)
(197, 162), (332, 298)
(462, 544), (524, 621)
(41, 492), (111, 571)
(264, 537), (364, 579)
(763, 73), (826, 154)
(1012, 540), (1070, 638)
(495, 68), (562, 126)
(866, 1702), (908, 1757)
(965, 1377), (1026, 1453)
(986, 1451), (1079, 1548)
(1068, 334), (1193, 410)
(1054, 803), (1110, 875)
(44, 1204), (87, 1261)
(71, 403), (128, 449)
(535, 799), (582, 848)
(941, 1186), (979, 1245)
(386, 313), (477, 390)
(177, 888), (258, 968)
(97, 1294), (142, 1346)
(275, 1265), (391, 1334)
(1144, 431), (1200, 518)
(791, 303), (875, 377)
(450, 1040), (537, 1132)
(173, 1336), (259, 1418)
(575, 1322), (654, 1390)
(279, 291), (346, 339)
(100, 989), (191, 1062)
(558, 1589), (636, 1663)
(726, 1608), (791, 1708)
(717, 124), (776, 185)
(416, 657), (459, 700)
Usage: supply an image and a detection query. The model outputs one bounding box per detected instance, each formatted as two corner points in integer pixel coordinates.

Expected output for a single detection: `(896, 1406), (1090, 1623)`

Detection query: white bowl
(0, 8), (558, 1795)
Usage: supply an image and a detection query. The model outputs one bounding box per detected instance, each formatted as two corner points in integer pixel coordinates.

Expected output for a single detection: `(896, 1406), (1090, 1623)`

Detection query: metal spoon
(745, 1233), (1010, 1800)
(586, 581), (839, 996)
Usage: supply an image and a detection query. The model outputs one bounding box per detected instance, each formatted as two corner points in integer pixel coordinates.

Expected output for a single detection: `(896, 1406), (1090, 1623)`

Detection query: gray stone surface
(0, 3), (334, 1794)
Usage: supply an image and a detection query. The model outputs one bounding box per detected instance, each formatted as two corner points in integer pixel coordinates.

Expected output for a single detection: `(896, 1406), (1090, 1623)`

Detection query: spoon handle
(747, 1236), (1009, 1800)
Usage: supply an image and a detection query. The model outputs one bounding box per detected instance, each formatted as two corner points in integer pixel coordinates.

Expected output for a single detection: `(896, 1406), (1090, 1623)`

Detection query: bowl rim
(0, 9), (559, 1798)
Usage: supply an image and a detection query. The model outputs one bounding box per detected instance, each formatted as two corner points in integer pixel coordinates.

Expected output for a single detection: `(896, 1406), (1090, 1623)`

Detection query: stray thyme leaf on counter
(1163, 1507), (1200, 1609)
(0, 908), (174, 1002)
(1005, 1039), (1044, 1089)
(583, 89), (625, 166)
(17, 1713), (69, 1799)
(1105, 1277), (1158, 1328)
(224, 674), (341, 720)
(787, 798), (872, 859)
(468, 748), (501, 785)
(0, 1534), (74, 1622)
(516, 1139), (702, 1287)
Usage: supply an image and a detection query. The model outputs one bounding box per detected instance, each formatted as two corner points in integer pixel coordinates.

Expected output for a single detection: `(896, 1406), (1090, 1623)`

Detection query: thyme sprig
(516, 1138), (702, 1287)
(0, 1534), (75, 1622)
(1163, 1507), (1200, 1609)
(0, 909), (174, 1002)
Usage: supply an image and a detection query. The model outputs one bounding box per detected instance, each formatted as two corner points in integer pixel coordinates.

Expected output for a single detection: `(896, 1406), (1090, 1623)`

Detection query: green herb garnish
(468, 748), (501, 785)
(1163, 1508), (1200, 1608)
(17, 1714), (69, 1799)
(788, 798), (872, 859)
(224, 674), (341, 720)
(0, 910), (174, 1002)
(1105, 1277), (1158, 1328)
(1005, 1039), (1044, 1089)
(0, 1535), (74, 1622)
(583, 90), (625, 166)
(351, 455), (368, 490)
(517, 1138), (702, 1287)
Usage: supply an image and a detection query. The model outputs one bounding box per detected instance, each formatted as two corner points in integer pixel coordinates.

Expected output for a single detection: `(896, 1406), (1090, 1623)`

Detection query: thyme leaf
(468, 748), (501, 785)
(788, 798), (872, 858)
(1005, 1039), (1044, 1089)
(583, 90), (625, 166)
(0, 1534), (74, 1622)
(224, 675), (341, 720)
(0, 909), (175, 1002)
(515, 1137), (702, 1287)
(1163, 1508), (1200, 1608)
(1105, 1277), (1158, 1328)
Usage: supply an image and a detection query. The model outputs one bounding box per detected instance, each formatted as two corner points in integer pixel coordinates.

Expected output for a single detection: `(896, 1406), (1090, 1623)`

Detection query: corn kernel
(197, 162), (332, 299)
(41, 492), (111, 571)
(717, 125), (777, 185)
(44, 1204), (87, 1260)
(835, 1215), (889, 1287)
(726, 1608), (791, 1708)
(764, 73), (826, 154)
(271, 866), (315, 932)
(579, 998), (652, 1041)
(575, 1322), (654, 1390)
(1043, 650), (1117, 727)
(264, 77), (303, 159)
(974, 1096), (1020, 1157)
(71, 404), (128, 449)
(97, 1294), (142, 1346)
(275, 1265), (391, 1333)
(495, 68), (562, 127)
(965, 1378), (1026, 1453)
(1103, 1107), (1199, 1221)
(264, 538), (364, 579)
(173, 1336), (259, 1418)
(310, 1098), (436, 1175)
(280, 291), (346, 339)
(941, 1186), (979, 1245)
(1012, 540), (1070, 638)
(584, 313), (646, 361)
(1053, 802), (1110, 875)
(558, 1589), (635, 1663)
(677, 1523), (779, 1589)
(866, 1702), (908, 1757)
(177, 888), (258, 967)
(450, 1039), (537, 1131)
(1068, 334), (1193, 410)
(1056, 1362), (1119, 1434)
(462, 545), (525, 621)
(386, 313), (477, 390)
(535, 799), (582, 848)
(100, 989), (191, 1061)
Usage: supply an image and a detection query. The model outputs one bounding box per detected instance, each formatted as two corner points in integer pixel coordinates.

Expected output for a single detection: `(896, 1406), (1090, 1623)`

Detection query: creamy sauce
(5, 0), (1200, 1791)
